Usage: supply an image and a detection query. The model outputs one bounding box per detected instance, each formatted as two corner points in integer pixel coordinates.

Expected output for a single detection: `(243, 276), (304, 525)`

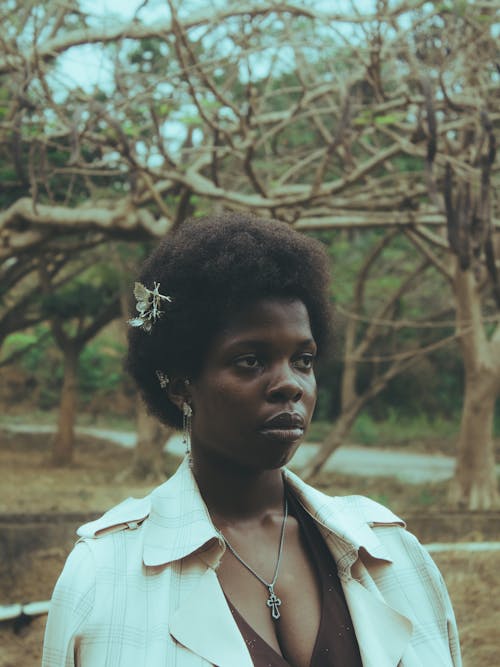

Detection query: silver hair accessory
(218, 496), (288, 621)
(128, 281), (173, 332)
(182, 400), (193, 465)
(156, 370), (170, 389)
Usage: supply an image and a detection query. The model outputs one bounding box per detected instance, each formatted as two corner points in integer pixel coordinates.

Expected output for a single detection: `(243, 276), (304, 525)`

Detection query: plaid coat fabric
(42, 458), (462, 667)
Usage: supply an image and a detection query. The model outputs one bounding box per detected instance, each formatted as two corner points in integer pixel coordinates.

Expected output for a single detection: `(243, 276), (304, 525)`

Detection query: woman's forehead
(214, 297), (314, 346)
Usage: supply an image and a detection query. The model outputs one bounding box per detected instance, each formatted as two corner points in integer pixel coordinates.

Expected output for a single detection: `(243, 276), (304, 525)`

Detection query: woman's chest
(216, 518), (323, 667)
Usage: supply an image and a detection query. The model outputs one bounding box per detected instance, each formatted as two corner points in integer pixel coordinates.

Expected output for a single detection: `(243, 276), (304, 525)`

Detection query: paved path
(5, 422), (489, 484)
(289, 443), (462, 483)
(425, 542), (500, 553)
(162, 435), (462, 484)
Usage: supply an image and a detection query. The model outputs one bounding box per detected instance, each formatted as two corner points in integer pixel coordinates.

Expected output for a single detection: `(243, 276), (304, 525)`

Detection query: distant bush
(4, 325), (128, 413)
(78, 339), (125, 400)
(15, 328), (63, 409)
(309, 411), (465, 453)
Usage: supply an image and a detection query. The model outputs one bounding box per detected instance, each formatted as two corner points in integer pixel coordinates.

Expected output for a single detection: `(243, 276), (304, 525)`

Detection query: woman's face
(189, 297), (318, 471)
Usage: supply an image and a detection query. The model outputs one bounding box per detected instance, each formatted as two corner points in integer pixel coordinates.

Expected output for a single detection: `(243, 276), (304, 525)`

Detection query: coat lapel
(342, 577), (413, 667)
(169, 564), (253, 667)
(142, 459), (252, 667)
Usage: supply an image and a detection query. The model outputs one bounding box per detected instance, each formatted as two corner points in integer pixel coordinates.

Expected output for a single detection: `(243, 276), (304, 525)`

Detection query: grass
(308, 412), (462, 456)
(313, 470), (450, 515)
(353, 410), (460, 445)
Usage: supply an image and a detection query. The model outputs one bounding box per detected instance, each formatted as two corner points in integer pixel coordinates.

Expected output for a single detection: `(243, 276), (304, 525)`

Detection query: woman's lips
(260, 413), (305, 443)
(262, 412), (305, 429)
(259, 426), (304, 443)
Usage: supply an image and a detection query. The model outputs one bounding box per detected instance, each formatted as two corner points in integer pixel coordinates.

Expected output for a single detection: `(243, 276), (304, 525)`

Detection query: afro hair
(126, 212), (333, 428)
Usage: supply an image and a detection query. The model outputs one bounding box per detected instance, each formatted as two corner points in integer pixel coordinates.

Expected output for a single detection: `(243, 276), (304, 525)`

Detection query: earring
(182, 400), (193, 464)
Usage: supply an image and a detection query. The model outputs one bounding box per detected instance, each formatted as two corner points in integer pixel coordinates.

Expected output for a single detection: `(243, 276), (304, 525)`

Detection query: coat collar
(77, 458), (405, 574)
(282, 468), (405, 576)
(142, 459), (405, 572)
(142, 457), (224, 567)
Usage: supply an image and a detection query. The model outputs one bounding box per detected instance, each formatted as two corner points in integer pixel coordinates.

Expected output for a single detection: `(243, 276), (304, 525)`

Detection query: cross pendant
(266, 586), (282, 620)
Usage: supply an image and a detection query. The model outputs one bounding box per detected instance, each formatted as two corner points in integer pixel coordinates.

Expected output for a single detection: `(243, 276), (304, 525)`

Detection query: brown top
(224, 488), (363, 667)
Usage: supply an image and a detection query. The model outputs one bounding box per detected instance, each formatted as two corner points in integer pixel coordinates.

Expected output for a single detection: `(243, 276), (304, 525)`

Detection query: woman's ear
(167, 377), (192, 412)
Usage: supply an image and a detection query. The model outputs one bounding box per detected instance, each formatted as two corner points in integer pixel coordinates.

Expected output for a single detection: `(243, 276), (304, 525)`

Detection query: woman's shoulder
(77, 493), (152, 539)
(330, 493), (405, 526)
(284, 469), (405, 527)
(69, 494), (158, 579)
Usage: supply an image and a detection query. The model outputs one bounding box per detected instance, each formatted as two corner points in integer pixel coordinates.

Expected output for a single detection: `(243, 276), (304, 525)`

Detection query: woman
(42, 213), (461, 667)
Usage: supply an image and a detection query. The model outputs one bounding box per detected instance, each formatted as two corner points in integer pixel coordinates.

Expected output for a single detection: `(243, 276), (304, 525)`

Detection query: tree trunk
(126, 400), (171, 481)
(52, 345), (79, 466)
(450, 264), (500, 509)
(448, 374), (499, 509)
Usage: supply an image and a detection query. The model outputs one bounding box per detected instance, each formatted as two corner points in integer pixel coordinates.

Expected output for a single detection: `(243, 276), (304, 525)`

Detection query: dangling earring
(182, 400), (193, 465)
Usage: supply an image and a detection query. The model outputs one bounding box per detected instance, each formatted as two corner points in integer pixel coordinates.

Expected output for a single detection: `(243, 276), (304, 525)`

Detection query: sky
(58, 0), (380, 91)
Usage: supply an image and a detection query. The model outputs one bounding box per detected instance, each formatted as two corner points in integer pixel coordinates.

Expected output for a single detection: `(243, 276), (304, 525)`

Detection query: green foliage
(310, 411), (463, 452)
(353, 110), (407, 126)
(78, 338), (125, 398)
(353, 410), (460, 446)
(306, 419), (334, 443)
(41, 282), (104, 319)
(17, 327), (63, 409)
(16, 329), (53, 372)
(494, 408), (500, 438)
(40, 262), (120, 323)
(2, 331), (38, 352)
(352, 413), (380, 445)
(10, 324), (127, 411)
(372, 351), (463, 420)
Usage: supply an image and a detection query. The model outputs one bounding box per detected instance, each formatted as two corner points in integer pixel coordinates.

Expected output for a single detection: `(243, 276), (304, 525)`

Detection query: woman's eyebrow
(297, 338), (317, 349)
(224, 337), (317, 351)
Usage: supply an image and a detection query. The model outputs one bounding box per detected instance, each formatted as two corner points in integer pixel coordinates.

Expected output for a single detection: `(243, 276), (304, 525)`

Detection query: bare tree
(0, 1), (498, 502)
(302, 230), (460, 479)
(407, 93), (500, 508)
(39, 260), (121, 464)
(5, 1), (494, 252)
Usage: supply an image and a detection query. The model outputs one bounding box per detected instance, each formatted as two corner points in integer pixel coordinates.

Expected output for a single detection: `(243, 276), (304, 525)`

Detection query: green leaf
(374, 113), (406, 125)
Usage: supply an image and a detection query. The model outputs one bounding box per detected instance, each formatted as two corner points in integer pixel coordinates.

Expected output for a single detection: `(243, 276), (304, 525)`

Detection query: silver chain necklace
(218, 497), (288, 621)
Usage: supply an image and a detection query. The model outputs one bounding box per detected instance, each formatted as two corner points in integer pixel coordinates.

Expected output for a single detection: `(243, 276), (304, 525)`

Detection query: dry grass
(431, 551), (499, 667)
(0, 430), (167, 514)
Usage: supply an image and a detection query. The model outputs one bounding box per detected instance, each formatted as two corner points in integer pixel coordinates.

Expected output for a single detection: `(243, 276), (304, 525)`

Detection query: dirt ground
(0, 429), (498, 666)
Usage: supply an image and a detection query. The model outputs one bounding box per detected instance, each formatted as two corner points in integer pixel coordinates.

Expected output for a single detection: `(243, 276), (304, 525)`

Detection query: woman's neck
(191, 450), (286, 524)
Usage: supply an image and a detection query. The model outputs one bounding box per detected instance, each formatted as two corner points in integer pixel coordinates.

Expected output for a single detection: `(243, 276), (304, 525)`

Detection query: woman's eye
(234, 355), (260, 369)
(293, 354), (315, 370)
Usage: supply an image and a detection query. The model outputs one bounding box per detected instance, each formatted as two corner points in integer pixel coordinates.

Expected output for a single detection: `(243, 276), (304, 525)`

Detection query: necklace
(218, 497), (288, 621)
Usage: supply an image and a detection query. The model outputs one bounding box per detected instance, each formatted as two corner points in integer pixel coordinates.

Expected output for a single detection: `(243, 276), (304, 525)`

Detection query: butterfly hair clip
(128, 281), (173, 332)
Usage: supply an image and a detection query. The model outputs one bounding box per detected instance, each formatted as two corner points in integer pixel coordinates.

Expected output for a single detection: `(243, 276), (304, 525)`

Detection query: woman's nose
(266, 364), (303, 403)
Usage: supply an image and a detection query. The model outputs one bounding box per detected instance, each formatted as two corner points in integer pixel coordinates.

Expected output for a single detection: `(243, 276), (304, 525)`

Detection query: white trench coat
(42, 459), (462, 667)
